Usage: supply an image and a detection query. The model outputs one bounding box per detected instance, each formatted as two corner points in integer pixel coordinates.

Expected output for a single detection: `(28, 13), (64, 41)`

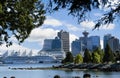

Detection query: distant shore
(53, 63), (120, 72)
(10, 63), (120, 72)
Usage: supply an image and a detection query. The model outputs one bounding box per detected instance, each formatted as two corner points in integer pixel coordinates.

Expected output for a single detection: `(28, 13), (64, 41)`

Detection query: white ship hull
(3, 56), (58, 64)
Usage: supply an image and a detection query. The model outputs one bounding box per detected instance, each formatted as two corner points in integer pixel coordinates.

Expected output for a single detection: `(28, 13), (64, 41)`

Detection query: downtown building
(40, 37), (65, 60)
(72, 31), (100, 56)
(104, 34), (120, 52)
(57, 30), (70, 53)
(103, 34), (112, 51)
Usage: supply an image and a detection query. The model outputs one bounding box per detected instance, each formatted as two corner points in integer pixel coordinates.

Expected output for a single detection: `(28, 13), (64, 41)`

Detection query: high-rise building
(89, 36), (100, 50)
(42, 39), (53, 51)
(71, 31), (100, 56)
(58, 30), (69, 53)
(103, 34), (120, 52)
(103, 34), (112, 51)
(108, 37), (119, 52)
(40, 37), (65, 60)
(71, 39), (81, 56)
(81, 31), (89, 50)
(52, 37), (63, 51)
(42, 37), (63, 51)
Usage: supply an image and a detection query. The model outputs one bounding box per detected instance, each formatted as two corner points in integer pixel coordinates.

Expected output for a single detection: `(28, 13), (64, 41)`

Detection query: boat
(2, 55), (58, 64)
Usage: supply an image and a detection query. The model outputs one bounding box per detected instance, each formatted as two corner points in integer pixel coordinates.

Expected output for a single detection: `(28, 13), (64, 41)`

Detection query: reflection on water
(0, 64), (120, 78)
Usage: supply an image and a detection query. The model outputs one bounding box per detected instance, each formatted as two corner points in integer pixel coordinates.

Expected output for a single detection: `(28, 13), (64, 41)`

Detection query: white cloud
(80, 21), (115, 30)
(80, 21), (95, 29)
(28, 28), (57, 42)
(65, 23), (80, 31)
(44, 16), (62, 26)
(44, 16), (81, 32)
(26, 28), (58, 47)
(0, 43), (39, 55)
(100, 24), (115, 30)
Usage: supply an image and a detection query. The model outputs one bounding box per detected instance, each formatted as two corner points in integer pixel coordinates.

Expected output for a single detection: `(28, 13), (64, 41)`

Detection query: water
(0, 64), (120, 78)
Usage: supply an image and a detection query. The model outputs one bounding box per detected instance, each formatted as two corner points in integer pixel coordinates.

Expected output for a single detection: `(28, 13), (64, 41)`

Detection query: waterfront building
(52, 37), (63, 51)
(57, 30), (70, 53)
(104, 34), (112, 51)
(71, 39), (81, 56)
(103, 34), (120, 52)
(89, 36), (100, 51)
(71, 31), (100, 56)
(42, 39), (53, 51)
(80, 31), (100, 51)
(40, 37), (65, 60)
(108, 37), (120, 52)
(42, 37), (63, 51)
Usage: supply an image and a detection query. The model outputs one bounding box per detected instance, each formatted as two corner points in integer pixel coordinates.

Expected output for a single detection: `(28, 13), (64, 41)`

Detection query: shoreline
(10, 63), (120, 72)
(10, 67), (87, 71)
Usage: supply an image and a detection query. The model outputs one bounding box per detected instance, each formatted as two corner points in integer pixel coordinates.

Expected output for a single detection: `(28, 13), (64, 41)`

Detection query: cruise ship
(2, 55), (58, 64)
(1, 51), (60, 64)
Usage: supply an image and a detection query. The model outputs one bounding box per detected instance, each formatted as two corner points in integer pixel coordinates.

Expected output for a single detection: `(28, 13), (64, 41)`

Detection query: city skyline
(0, 29), (119, 55)
(72, 31), (100, 56)
(0, 9), (120, 55)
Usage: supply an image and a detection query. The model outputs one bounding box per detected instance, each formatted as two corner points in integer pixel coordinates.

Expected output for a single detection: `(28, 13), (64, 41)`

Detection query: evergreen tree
(103, 44), (115, 63)
(93, 47), (104, 63)
(83, 49), (91, 63)
(0, 0), (45, 45)
(74, 54), (83, 64)
(62, 52), (74, 64)
(92, 52), (101, 63)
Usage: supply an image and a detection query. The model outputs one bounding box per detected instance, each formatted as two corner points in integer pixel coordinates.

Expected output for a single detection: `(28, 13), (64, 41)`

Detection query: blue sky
(0, 1), (120, 55)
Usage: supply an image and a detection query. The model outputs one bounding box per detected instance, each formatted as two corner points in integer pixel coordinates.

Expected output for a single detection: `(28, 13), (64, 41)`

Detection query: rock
(83, 74), (91, 78)
(10, 76), (15, 78)
(54, 75), (60, 78)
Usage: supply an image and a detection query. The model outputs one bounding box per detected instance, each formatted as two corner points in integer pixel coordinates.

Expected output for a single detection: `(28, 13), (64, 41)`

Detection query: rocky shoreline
(10, 63), (120, 72)
(53, 63), (120, 72)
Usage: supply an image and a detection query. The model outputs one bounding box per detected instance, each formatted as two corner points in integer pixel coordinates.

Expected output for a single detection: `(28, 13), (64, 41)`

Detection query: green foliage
(83, 49), (92, 63)
(0, 0), (45, 46)
(62, 52), (74, 64)
(92, 52), (101, 63)
(74, 54), (83, 64)
(103, 44), (115, 63)
(47, 0), (120, 29)
(93, 47), (104, 63)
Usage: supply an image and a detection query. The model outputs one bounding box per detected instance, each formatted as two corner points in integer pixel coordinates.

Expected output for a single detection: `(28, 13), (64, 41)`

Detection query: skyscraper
(103, 34), (112, 51)
(40, 37), (65, 60)
(42, 37), (63, 51)
(52, 37), (63, 51)
(71, 39), (81, 56)
(103, 34), (120, 52)
(89, 36), (100, 50)
(42, 39), (53, 51)
(58, 30), (69, 53)
(108, 37), (119, 52)
(71, 31), (100, 56)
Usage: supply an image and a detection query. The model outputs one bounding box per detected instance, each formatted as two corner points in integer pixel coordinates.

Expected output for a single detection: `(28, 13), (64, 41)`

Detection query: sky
(0, 1), (120, 55)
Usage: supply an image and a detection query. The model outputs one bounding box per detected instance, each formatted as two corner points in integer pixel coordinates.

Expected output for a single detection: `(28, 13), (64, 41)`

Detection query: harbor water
(0, 64), (120, 78)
